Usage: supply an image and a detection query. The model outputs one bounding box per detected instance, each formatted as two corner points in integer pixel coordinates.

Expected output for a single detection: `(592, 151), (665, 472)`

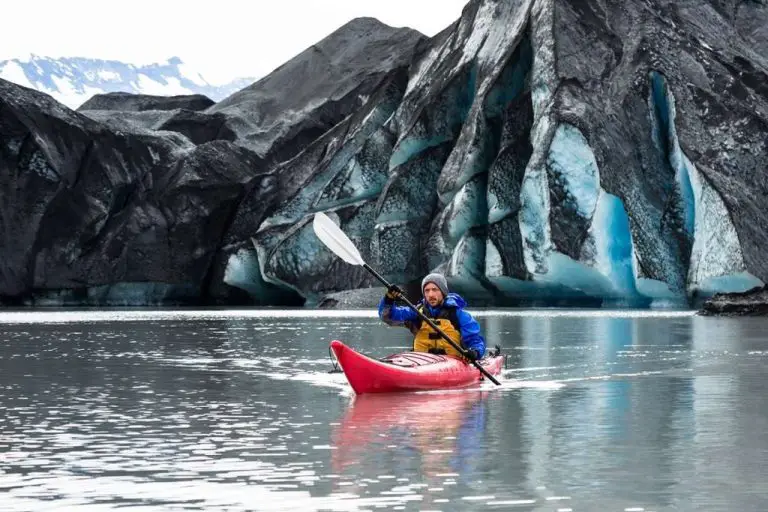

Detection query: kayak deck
(330, 339), (504, 394)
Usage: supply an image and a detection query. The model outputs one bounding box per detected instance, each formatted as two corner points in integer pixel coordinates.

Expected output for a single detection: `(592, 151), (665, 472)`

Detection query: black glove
(385, 284), (403, 301)
(464, 349), (480, 361)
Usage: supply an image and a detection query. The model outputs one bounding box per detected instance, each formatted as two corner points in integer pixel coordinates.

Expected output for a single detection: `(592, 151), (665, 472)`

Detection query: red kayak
(329, 340), (504, 394)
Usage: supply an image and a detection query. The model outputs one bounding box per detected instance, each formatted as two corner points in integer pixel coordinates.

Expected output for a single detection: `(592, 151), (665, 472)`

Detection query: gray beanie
(421, 273), (449, 297)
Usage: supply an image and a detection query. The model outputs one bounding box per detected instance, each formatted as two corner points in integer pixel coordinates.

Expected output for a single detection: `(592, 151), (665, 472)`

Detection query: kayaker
(378, 272), (486, 361)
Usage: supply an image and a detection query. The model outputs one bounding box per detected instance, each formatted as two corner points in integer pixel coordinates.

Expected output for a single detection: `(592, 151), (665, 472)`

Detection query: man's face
(423, 283), (444, 307)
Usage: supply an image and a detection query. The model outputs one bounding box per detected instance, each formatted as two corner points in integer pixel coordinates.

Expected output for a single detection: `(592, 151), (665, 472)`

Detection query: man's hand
(464, 349), (480, 362)
(385, 284), (403, 300)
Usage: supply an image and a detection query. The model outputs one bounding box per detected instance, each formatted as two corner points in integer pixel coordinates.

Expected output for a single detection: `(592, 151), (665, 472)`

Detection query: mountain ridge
(0, 55), (254, 109)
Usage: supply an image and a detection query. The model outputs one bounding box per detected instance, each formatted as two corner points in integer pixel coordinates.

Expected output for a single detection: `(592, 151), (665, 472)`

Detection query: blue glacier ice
(86, 283), (199, 306)
(224, 248), (268, 299)
(391, 65), (476, 170)
(261, 98), (398, 231)
(590, 192), (638, 296)
(547, 124), (599, 218)
(26, 282), (199, 306)
(315, 128), (393, 211)
(447, 230), (490, 297)
(426, 38), (534, 271)
(262, 218), (331, 295)
(538, 252), (615, 298)
(650, 72), (695, 236)
(445, 175), (488, 249)
(695, 273), (763, 297)
(483, 37), (532, 118)
(519, 122), (652, 305)
(634, 277), (683, 306)
(438, 38), (532, 203)
(389, 135), (453, 169)
(649, 71), (764, 297)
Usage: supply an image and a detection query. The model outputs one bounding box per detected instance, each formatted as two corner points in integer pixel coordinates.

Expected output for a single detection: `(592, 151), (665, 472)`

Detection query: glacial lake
(1, 308), (767, 511)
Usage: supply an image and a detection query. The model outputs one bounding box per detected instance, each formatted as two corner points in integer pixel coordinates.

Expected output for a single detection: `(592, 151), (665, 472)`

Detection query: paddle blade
(312, 212), (365, 266)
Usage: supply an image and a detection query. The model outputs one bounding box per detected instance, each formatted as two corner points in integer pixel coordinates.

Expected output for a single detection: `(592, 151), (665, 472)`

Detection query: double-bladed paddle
(312, 212), (501, 385)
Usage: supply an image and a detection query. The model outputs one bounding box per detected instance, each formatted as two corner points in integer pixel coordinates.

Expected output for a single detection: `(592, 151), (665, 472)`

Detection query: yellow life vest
(412, 304), (463, 358)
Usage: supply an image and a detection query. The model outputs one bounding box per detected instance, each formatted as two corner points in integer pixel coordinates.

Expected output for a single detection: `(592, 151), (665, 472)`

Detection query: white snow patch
(0, 61), (36, 88)
(49, 74), (79, 94)
(136, 74), (195, 96)
(97, 70), (121, 81)
(48, 76), (105, 109)
(178, 61), (209, 86)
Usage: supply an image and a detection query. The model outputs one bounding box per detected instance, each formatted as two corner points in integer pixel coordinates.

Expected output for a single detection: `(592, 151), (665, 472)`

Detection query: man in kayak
(378, 273), (486, 361)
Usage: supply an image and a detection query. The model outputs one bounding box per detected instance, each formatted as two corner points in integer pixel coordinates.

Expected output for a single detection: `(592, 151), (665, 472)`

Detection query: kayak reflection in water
(331, 391), (493, 486)
(379, 273), (486, 361)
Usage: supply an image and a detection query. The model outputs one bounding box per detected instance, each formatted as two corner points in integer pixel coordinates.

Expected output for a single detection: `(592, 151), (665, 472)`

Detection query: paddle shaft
(363, 264), (501, 385)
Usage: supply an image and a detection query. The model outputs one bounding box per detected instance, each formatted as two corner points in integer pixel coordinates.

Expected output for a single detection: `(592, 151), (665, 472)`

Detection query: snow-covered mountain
(0, 55), (254, 109)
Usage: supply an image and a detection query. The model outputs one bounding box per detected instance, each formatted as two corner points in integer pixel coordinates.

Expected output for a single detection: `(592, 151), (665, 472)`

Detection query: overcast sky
(1, 0), (469, 83)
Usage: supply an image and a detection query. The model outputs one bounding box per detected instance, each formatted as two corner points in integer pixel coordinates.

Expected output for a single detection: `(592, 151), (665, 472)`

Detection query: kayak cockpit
(380, 351), (451, 367)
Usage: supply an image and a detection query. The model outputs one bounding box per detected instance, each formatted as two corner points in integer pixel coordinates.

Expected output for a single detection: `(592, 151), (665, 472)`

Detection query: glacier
(2, 2), (767, 311)
(648, 71), (764, 299)
(519, 123), (648, 306)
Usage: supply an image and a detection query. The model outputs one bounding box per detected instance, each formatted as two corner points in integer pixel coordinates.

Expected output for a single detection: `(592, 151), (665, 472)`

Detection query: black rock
(0, 78), (270, 305)
(79, 108), (237, 146)
(208, 17), (427, 163)
(78, 91), (215, 112)
(156, 110), (237, 145)
(700, 286), (768, 316)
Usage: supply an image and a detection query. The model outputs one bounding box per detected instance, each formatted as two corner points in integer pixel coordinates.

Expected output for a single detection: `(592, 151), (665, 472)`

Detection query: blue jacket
(378, 292), (486, 357)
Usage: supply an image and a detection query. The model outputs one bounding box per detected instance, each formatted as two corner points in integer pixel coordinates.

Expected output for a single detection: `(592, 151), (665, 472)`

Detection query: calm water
(1, 309), (767, 511)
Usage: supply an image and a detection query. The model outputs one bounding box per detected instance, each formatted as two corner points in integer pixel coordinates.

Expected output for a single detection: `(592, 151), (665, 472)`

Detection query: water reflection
(330, 390), (498, 507)
(333, 391), (492, 472)
(2, 311), (768, 511)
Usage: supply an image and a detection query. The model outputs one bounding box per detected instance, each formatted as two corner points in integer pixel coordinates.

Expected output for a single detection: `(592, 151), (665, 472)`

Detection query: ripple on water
(2, 310), (767, 511)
